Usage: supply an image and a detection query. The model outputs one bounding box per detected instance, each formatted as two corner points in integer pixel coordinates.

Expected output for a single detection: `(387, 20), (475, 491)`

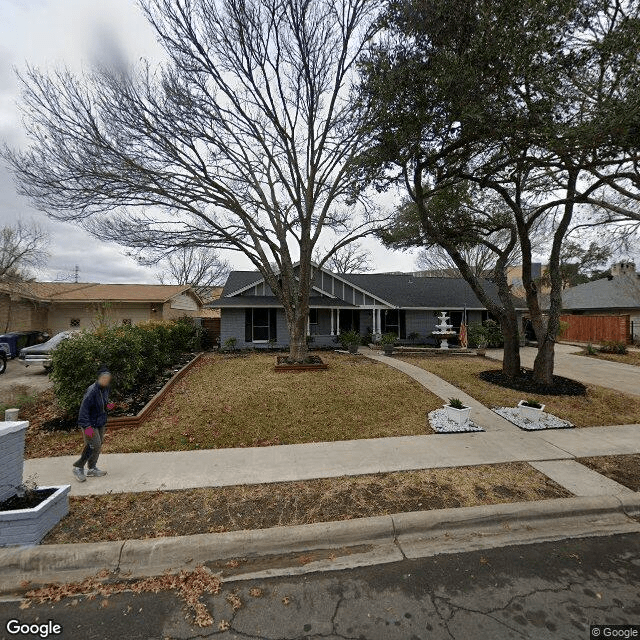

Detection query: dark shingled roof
(214, 295), (355, 308)
(340, 272), (516, 308)
(561, 274), (640, 310)
(218, 269), (526, 309)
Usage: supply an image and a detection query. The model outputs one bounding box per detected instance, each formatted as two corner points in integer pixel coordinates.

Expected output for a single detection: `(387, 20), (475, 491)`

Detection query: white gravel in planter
(493, 407), (574, 431)
(428, 408), (484, 433)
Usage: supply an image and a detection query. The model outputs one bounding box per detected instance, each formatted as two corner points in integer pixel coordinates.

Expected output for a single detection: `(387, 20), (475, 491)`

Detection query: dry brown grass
(26, 351), (440, 458)
(399, 356), (640, 427)
(43, 462), (569, 544)
(579, 454), (640, 491)
(581, 350), (640, 367)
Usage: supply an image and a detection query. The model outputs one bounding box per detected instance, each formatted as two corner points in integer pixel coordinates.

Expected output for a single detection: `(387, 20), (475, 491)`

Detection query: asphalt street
(2, 533), (640, 639)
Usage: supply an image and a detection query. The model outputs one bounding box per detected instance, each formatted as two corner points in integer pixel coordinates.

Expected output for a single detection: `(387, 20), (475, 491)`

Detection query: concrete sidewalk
(364, 350), (519, 433)
(488, 344), (640, 397)
(24, 423), (640, 497)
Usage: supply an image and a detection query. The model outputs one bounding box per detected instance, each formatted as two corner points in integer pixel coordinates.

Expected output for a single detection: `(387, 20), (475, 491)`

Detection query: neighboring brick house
(0, 282), (209, 334)
(0, 284), (49, 333)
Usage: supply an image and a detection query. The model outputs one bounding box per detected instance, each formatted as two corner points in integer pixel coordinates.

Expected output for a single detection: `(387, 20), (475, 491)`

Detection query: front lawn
(579, 454), (640, 491)
(43, 462), (569, 544)
(25, 351), (440, 457)
(398, 356), (640, 427)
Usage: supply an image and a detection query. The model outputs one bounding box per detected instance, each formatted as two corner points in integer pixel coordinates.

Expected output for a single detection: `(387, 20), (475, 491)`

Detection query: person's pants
(73, 425), (106, 470)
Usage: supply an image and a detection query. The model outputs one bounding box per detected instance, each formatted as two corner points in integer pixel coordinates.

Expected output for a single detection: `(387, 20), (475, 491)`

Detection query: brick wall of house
(0, 294), (48, 333)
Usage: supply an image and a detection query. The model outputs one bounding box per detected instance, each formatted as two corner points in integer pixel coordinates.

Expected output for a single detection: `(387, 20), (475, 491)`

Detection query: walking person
(72, 365), (114, 482)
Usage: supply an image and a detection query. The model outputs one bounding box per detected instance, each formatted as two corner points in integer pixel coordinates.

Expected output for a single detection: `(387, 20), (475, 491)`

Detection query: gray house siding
(222, 306), (490, 348)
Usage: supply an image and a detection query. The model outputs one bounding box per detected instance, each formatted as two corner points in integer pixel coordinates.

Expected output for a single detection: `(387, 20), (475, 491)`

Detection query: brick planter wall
(0, 422), (28, 503)
(0, 485), (70, 547)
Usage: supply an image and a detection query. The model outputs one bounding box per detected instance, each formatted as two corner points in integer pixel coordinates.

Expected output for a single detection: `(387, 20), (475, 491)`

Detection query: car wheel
(0, 356), (6, 375)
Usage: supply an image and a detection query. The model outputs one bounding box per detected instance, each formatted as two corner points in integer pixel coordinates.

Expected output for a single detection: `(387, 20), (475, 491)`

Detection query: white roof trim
(223, 262), (393, 306)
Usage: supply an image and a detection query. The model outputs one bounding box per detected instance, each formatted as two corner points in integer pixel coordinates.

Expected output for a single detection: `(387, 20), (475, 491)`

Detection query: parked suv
(18, 331), (75, 370)
(0, 331), (48, 359)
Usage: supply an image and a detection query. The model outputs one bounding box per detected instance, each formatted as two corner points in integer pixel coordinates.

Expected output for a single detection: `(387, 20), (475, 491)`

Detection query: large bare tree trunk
(501, 314), (521, 378)
(287, 311), (309, 363)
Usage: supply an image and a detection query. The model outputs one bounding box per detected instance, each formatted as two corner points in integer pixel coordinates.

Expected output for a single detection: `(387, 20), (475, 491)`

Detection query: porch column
(336, 309), (340, 335)
(372, 307), (377, 334)
(376, 308), (381, 334)
(307, 313), (310, 336)
(330, 308), (335, 335)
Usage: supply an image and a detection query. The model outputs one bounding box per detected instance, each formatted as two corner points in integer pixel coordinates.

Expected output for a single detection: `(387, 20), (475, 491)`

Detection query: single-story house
(0, 282), (210, 335)
(559, 260), (640, 340)
(212, 265), (525, 347)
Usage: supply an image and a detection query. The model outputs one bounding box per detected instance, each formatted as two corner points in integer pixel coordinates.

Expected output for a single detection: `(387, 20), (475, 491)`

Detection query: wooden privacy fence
(560, 314), (631, 344)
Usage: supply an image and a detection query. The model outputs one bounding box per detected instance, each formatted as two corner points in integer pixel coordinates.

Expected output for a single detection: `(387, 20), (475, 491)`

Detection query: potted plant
(518, 398), (545, 422)
(476, 339), (488, 357)
(444, 397), (472, 427)
(339, 330), (361, 354)
(380, 332), (397, 355)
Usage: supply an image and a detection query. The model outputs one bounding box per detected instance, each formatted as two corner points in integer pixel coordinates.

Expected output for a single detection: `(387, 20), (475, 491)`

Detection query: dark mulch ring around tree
(0, 488), (56, 512)
(275, 354), (327, 366)
(40, 352), (198, 432)
(479, 368), (587, 396)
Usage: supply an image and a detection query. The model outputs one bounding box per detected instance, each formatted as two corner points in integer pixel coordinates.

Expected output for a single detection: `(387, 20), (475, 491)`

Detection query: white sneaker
(86, 467), (107, 477)
(72, 467), (86, 483)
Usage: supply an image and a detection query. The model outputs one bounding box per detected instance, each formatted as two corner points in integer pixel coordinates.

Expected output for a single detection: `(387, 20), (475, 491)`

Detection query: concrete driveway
(488, 343), (640, 397)
(0, 359), (51, 404)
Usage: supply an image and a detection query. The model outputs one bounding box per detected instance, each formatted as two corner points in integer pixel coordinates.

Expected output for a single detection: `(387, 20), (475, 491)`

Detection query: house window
(309, 309), (318, 324)
(122, 318), (132, 326)
(245, 308), (278, 343)
(252, 308), (270, 341)
(70, 318), (80, 328)
(381, 310), (406, 339)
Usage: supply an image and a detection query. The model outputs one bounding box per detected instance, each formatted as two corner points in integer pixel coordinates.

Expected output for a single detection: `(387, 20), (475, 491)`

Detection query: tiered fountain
(432, 311), (457, 350)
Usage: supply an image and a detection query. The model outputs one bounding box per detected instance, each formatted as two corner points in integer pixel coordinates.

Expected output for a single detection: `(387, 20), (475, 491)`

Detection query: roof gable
(220, 268), (523, 309)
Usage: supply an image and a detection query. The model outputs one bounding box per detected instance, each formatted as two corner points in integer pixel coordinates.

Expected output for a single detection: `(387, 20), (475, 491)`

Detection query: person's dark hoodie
(77, 366), (111, 428)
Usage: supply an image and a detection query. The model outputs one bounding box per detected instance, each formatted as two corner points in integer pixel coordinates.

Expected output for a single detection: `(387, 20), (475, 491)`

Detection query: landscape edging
(107, 352), (204, 430)
(2, 493), (639, 594)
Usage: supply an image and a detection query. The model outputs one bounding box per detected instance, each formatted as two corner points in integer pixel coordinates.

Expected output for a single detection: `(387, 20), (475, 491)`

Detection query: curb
(1, 494), (639, 594)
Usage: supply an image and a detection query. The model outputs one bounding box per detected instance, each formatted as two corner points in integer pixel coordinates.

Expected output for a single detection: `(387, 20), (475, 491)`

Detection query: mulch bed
(579, 454), (640, 492)
(36, 353), (198, 432)
(43, 463), (569, 544)
(479, 368), (587, 397)
(0, 488), (55, 512)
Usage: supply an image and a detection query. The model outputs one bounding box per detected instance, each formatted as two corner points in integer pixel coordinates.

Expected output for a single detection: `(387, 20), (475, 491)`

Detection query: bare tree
(325, 242), (372, 274)
(0, 220), (49, 282)
(157, 246), (230, 289)
(3, 0), (383, 362)
(415, 244), (497, 279)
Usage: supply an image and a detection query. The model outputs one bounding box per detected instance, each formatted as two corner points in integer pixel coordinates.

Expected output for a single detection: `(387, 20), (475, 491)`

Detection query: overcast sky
(0, 0), (416, 283)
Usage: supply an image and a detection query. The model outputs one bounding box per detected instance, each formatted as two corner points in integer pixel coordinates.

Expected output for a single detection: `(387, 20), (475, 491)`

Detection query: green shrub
(339, 330), (361, 348)
(50, 319), (199, 415)
(467, 320), (504, 348)
(599, 340), (628, 355)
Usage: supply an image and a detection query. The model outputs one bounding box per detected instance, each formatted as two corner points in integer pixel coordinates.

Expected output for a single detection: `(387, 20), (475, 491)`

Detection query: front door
(339, 310), (360, 333)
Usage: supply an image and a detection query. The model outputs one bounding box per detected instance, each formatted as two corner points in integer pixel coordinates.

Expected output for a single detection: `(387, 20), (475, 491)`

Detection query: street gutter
(1, 493), (639, 595)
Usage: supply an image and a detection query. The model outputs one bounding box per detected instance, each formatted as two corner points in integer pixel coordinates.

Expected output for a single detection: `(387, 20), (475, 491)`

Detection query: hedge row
(50, 319), (201, 414)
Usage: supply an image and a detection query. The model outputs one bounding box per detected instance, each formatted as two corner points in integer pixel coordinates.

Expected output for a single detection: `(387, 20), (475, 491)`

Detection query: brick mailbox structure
(0, 421), (70, 547)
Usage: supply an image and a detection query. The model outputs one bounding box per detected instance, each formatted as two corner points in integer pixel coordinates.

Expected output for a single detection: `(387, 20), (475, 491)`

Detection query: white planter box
(518, 400), (546, 422)
(0, 485), (70, 547)
(444, 404), (471, 427)
(0, 421), (28, 503)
